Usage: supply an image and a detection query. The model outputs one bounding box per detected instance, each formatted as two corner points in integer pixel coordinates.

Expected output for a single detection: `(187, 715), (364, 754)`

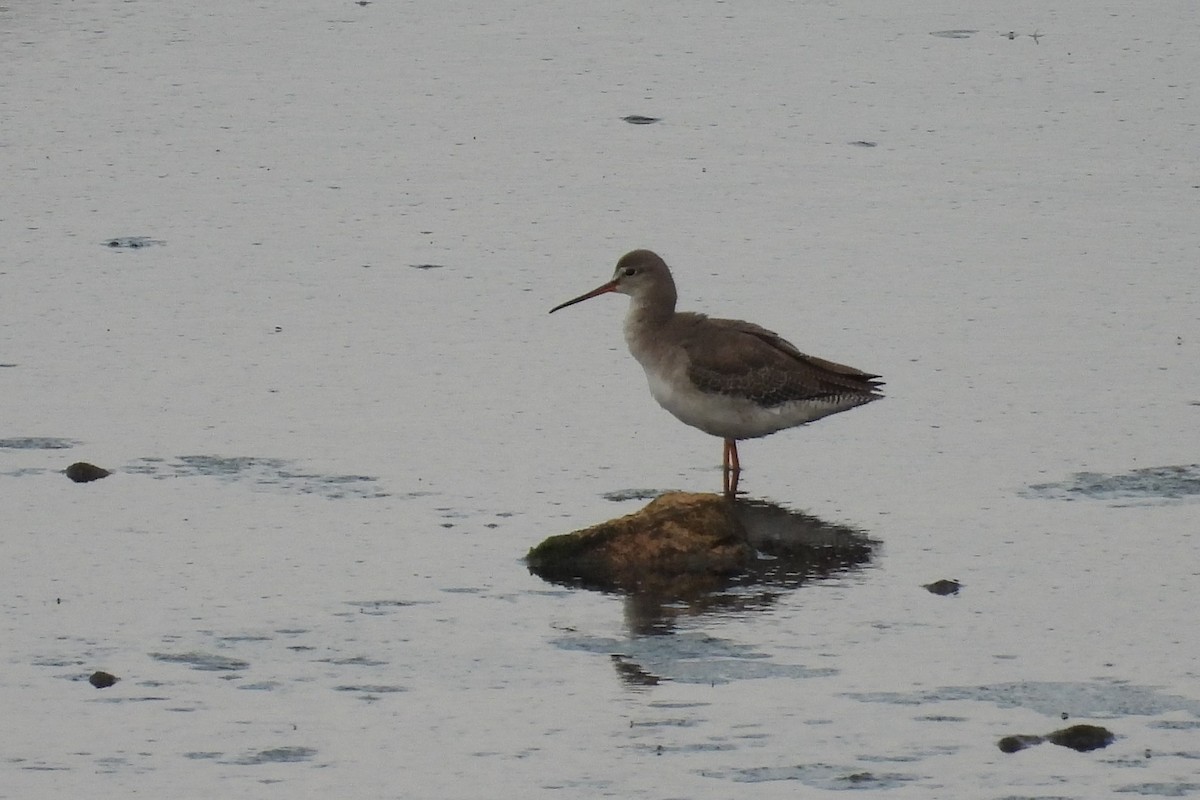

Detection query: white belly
(642, 364), (856, 440)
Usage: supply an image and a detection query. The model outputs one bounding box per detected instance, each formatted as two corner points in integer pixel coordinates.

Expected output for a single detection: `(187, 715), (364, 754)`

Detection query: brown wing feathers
(681, 316), (883, 407)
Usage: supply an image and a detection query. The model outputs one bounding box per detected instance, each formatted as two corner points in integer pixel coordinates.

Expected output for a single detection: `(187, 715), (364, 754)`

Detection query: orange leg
(722, 438), (741, 497)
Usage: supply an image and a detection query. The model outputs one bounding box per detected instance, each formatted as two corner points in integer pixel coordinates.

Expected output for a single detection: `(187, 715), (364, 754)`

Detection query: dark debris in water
(997, 733), (1044, 753)
(103, 236), (165, 249)
(88, 670), (119, 688)
(1022, 464), (1200, 503)
(999, 724), (1115, 754)
(930, 29), (978, 39)
(124, 454), (386, 499)
(1046, 723), (1116, 751)
(65, 462), (111, 483)
(409, 263), (445, 270)
(923, 579), (961, 596)
(622, 115), (660, 125)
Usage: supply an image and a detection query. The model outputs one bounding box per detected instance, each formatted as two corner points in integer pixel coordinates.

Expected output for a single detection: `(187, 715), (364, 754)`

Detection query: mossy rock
(527, 492), (754, 594)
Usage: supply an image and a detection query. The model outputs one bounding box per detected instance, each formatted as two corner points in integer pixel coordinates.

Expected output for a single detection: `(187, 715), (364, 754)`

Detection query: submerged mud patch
(848, 681), (1200, 718)
(707, 762), (916, 789)
(230, 746), (317, 765)
(124, 455), (387, 499)
(2, 450), (385, 498)
(149, 652), (250, 672)
(334, 684), (406, 696)
(0, 437), (81, 450)
(1022, 464), (1200, 503)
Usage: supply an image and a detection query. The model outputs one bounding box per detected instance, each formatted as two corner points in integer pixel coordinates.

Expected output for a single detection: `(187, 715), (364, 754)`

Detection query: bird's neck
(623, 287), (676, 361)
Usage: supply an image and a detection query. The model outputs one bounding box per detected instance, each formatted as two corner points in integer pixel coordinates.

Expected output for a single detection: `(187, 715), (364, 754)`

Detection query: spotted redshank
(550, 249), (883, 496)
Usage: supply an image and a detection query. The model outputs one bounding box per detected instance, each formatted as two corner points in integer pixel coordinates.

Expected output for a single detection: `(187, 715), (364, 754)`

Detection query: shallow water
(4, 1), (1199, 798)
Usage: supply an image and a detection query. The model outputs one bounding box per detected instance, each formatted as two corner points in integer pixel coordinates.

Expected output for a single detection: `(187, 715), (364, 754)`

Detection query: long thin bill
(548, 280), (618, 313)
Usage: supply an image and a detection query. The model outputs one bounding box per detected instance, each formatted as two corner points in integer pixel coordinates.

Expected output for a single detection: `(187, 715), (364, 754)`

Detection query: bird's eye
(622, 267), (637, 277)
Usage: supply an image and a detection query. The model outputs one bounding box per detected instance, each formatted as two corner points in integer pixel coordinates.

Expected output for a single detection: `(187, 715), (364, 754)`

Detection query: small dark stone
(65, 462), (111, 483)
(923, 579), (961, 596)
(89, 671), (119, 688)
(622, 115), (660, 125)
(998, 734), (1043, 753)
(1046, 724), (1115, 752)
(999, 725), (1115, 754)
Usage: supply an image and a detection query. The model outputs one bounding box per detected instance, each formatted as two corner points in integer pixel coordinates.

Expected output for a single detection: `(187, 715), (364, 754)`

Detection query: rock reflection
(609, 654), (661, 689)
(622, 499), (877, 634)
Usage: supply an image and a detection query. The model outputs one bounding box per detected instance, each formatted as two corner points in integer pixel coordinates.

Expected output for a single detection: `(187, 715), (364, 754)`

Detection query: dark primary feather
(676, 313), (883, 407)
